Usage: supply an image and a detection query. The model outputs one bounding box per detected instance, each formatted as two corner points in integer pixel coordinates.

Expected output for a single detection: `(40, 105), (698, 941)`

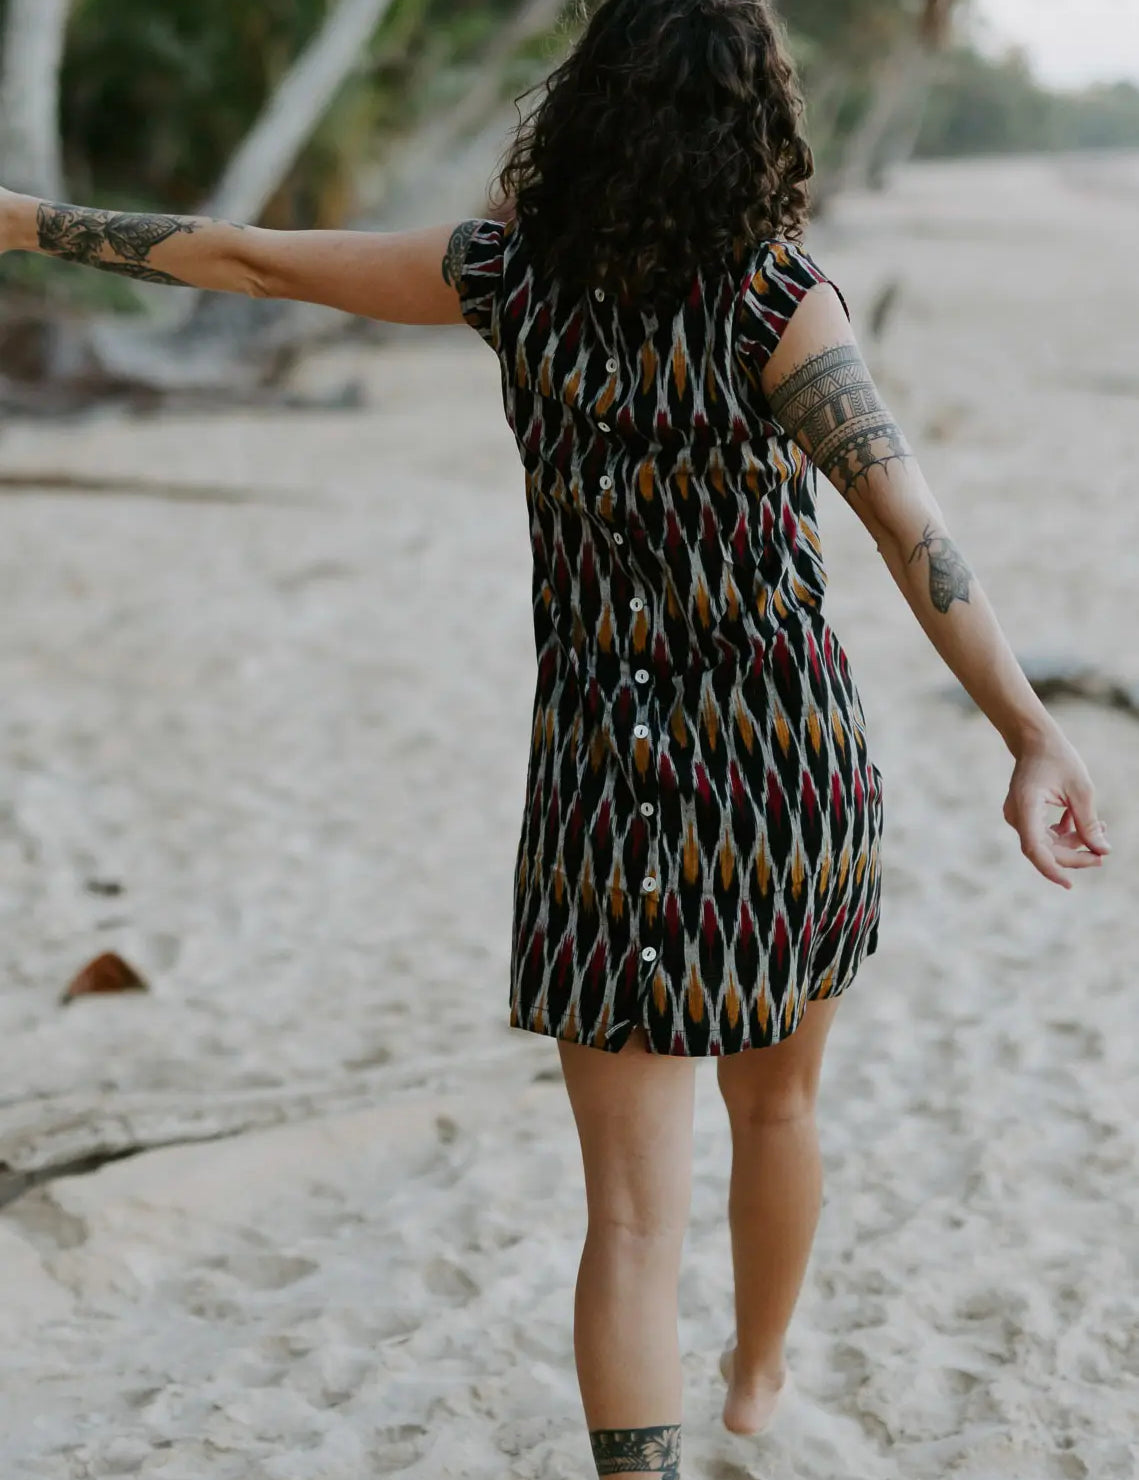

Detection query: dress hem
(509, 924), (880, 1058)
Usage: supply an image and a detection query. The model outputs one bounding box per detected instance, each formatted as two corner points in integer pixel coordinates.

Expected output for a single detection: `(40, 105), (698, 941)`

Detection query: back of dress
(458, 216), (883, 1058)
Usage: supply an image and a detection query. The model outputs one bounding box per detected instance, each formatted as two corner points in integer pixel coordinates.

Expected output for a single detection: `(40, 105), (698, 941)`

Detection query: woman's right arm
(0, 186), (481, 325)
(760, 280), (1110, 889)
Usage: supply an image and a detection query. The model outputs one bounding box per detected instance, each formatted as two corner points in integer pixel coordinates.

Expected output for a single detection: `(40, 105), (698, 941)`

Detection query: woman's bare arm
(0, 186), (479, 325)
(761, 282), (1110, 888)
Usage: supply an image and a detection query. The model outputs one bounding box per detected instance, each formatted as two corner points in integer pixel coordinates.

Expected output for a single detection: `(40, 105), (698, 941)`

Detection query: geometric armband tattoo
(767, 342), (915, 500)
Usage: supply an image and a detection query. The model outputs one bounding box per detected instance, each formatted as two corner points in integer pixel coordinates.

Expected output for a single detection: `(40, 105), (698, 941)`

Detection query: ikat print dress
(458, 219), (884, 1056)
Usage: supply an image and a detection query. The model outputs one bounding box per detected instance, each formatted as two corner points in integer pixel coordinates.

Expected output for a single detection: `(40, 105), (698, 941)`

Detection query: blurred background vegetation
(2, 0), (1137, 232)
(1, 0), (1136, 386)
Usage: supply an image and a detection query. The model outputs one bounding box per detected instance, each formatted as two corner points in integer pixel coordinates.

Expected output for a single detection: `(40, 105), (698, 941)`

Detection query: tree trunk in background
(368, 0), (570, 230)
(200, 0), (398, 225)
(816, 0), (960, 206)
(0, 0), (73, 200)
(919, 0), (957, 48)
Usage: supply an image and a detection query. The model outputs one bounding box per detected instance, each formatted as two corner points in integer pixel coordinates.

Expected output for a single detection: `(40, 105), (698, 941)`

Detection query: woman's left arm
(0, 186), (478, 324)
(760, 280), (1111, 889)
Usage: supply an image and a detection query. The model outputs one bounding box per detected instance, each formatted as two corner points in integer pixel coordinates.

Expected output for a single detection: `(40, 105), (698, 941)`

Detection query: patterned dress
(458, 219), (884, 1056)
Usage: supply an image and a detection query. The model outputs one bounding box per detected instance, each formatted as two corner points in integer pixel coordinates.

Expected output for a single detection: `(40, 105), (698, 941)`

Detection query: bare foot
(719, 1344), (789, 1436)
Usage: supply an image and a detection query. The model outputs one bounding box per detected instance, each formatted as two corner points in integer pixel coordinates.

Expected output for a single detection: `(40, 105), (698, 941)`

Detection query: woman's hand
(1003, 723), (1110, 888)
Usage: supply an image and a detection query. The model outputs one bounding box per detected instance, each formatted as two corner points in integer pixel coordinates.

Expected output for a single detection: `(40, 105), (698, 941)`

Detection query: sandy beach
(0, 152), (1136, 1478)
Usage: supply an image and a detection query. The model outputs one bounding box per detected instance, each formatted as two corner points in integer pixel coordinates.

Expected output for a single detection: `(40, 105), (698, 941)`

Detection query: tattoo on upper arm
(767, 343), (914, 499)
(908, 521), (973, 613)
(36, 201), (200, 286)
(441, 219), (478, 291)
(589, 1425), (681, 1477)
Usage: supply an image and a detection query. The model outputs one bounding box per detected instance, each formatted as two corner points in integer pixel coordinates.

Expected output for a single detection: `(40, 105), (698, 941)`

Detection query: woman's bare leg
(714, 994), (843, 1435)
(557, 1025), (697, 1478)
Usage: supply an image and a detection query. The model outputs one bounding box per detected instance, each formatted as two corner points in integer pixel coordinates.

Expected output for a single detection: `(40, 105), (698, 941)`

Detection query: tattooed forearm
(441, 219), (478, 290)
(908, 521), (973, 613)
(35, 201), (202, 286)
(589, 1425), (681, 1477)
(767, 343), (914, 499)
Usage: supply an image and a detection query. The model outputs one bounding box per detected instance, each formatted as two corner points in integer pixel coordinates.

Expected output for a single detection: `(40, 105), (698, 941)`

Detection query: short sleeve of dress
(457, 217), (507, 352)
(735, 238), (850, 382)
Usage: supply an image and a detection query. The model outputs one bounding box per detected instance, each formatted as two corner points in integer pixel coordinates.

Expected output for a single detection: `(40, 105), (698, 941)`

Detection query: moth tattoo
(908, 521), (973, 613)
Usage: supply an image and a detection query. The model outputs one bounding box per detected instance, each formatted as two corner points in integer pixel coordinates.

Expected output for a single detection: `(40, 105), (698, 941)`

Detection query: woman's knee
(580, 1142), (694, 1236)
(723, 1082), (818, 1130)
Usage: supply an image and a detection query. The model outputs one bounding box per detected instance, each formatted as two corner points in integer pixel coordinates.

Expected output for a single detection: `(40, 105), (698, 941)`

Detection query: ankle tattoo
(589, 1424), (681, 1477)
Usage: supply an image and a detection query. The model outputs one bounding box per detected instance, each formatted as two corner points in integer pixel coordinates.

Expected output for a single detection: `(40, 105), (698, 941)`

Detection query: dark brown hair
(493, 0), (813, 309)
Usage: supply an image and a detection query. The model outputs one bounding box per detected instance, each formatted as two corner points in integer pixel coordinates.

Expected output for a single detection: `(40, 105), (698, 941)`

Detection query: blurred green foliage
(916, 47), (1139, 155)
(1, 0), (1137, 246)
(55, 0), (523, 222)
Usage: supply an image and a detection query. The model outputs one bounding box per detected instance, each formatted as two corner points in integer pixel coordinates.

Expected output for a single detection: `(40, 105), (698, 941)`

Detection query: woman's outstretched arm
(0, 186), (480, 324)
(761, 282), (1110, 889)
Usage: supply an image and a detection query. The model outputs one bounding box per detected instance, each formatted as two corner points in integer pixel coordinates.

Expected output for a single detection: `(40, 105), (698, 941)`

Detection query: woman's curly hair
(493, 0), (813, 309)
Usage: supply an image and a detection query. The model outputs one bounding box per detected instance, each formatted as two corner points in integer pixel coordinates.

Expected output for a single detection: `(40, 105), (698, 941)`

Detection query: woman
(0, 1), (1110, 1474)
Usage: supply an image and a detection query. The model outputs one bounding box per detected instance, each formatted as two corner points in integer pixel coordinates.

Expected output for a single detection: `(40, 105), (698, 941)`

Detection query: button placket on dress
(627, 578), (662, 989)
(590, 297), (663, 1010)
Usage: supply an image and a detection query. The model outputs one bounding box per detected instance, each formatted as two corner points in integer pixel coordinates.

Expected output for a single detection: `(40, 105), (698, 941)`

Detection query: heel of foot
(719, 1355), (792, 1439)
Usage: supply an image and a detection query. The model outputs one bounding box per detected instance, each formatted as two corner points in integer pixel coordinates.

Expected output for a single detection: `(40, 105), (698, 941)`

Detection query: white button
(606, 356), (618, 373)
(594, 288), (606, 301)
(635, 668), (650, 684)
(640, 802), (655, 817)
(629, 597), (644, 612)
(613, 532), (624, 545)
(642, 876), (657, 893)
(598, 421), (611, 433)
(599, 475), (613, 489)
(633, 724), (650, 739)
(641, 945), (658, 963)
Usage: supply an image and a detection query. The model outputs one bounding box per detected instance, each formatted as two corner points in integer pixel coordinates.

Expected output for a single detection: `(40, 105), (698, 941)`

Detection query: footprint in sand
(373, 1424), (430, 1475)
(213, 1251), (320, 1292)
(422, 1255), (480, 1303)
(707, 1459), (754, 1480)
(1046, 1019), (1106, 1061)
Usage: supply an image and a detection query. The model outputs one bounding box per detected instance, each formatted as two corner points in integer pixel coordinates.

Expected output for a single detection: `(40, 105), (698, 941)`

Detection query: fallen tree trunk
(0, 1044), (527, 1212)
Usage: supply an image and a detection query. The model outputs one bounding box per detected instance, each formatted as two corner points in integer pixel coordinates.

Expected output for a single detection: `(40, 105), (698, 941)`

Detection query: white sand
(0, 152), (1136, 1478)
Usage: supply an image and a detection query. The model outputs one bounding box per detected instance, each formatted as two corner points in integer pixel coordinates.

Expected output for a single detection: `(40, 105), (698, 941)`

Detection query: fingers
(1005, 744), (1109, 886)
(1020, 830), (1072, 889)
(1049, 843), (1106, 869)
(1017, 809), (1105, 888)
(1065, 782), (1111, 854)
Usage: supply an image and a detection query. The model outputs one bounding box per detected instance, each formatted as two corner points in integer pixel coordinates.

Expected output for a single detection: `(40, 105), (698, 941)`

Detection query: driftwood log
(0, 1044), (530, 1213)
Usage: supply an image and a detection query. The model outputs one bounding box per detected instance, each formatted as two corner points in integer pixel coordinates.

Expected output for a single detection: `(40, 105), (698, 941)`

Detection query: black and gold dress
(459, 220), (883, 1056)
